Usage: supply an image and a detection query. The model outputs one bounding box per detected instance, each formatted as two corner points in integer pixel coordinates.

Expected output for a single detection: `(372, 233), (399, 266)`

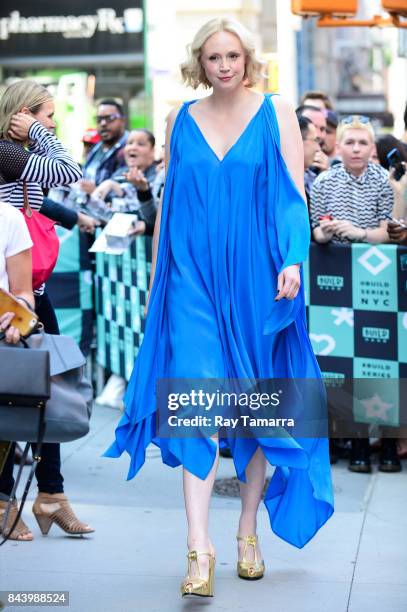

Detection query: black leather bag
(0, 332), (93, 545)
(0, 336), (49, 546)
(0, 342), (50, 412)
(0, 333), (93, 443)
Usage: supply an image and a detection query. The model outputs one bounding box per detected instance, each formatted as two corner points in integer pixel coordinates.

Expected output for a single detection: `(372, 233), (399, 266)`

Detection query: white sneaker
(95, 374), (126, 409)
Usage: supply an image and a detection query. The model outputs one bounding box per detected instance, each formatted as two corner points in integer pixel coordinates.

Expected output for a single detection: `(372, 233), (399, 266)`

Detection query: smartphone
(320, 214), (333, 221)
(386, 148), (406, 181)
(0, 289), (38, 337)
(384, 214), (407, 229)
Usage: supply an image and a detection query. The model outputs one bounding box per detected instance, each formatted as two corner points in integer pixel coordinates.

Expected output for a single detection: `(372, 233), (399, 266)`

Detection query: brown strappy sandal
(32, 493), (95, 536)
(0, 499), (34, 541)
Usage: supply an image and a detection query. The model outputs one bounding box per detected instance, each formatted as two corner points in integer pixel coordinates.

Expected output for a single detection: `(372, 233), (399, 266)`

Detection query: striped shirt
(0, 121), (82, 211)
(310, 162), (394, 243)
(0, 121), (82, 294)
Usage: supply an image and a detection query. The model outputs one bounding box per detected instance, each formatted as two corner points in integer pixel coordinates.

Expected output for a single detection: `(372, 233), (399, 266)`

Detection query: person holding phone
(375, 134), (407, 244)
(0, 202), (33, 340)
(0, 201), (34, 539)
(0, 80), (94, 540)
(91, 128), (160, 235)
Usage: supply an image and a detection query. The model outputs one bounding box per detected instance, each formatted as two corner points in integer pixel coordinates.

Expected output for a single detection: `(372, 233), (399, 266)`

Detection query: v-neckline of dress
(187, 95), (266, 164)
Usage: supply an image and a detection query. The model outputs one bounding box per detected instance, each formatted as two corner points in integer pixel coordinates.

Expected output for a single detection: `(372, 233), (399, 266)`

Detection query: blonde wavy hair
(180, 18), (265, 90)
(0, 80), (52, 141)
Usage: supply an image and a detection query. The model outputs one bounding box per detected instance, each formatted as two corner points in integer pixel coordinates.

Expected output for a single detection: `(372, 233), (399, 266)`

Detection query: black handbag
(0, 331), (93, 544)
(0, 332), (93, 443)
(0, 340), (50, 412)
(0, 335), (50, 545)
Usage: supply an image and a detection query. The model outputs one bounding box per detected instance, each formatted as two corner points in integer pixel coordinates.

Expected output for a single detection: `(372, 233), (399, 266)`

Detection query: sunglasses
(340, 115), (371, 125)
(95, 113), (123, 124)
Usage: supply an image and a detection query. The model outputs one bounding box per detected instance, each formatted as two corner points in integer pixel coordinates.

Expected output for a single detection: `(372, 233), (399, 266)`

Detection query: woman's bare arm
(6, 249), (34, 309)
(2, 249), (34, 343)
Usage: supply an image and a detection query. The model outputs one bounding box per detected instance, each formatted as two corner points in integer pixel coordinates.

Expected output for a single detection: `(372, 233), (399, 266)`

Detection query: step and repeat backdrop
(304, 243), (407, 378)
(47, 226), (94, 356)
(94, 236), (152, 381)
(303, 243), (407, 429)
(49, 233), (407, 428)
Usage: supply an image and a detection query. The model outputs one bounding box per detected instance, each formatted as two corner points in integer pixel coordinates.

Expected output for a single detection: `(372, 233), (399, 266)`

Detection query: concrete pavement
(1, 404), (406, 612)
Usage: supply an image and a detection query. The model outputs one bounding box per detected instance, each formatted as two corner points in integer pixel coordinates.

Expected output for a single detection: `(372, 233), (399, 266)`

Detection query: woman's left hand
(8, 113), (37, 141)
(275, 264), (301, 301)
(124, 168), (149, 191)
(0, 312), (21, 344)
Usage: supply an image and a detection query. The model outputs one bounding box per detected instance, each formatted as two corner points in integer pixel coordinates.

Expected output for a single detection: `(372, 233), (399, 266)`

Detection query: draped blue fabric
(104, 94), (334, 548)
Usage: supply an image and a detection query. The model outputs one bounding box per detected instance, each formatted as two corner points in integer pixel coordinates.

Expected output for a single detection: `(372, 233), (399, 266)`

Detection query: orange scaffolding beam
(316, 14), (407, 27)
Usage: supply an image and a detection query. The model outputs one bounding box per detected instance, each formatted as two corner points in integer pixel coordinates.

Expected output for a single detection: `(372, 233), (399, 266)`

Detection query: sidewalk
(1, 404), (406, 612)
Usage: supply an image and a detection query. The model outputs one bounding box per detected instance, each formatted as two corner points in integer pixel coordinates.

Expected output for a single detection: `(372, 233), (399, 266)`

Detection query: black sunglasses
(95, 113), (124, 124)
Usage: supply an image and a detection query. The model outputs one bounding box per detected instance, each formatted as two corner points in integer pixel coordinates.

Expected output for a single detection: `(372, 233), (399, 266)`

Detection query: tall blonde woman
(105, 18), (334, 597)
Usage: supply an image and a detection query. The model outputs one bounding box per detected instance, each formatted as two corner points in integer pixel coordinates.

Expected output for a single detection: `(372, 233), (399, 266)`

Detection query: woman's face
(200, 31), (246, 90)
(124, 131), (155, 170)
(30, 99), (56, 134)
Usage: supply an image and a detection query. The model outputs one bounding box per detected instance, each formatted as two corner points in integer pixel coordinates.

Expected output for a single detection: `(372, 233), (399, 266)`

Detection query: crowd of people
(0, 74), (406, 543)
(296, 91), (407, 473)
(49, 99), (164, 235)
(0, 82), (165, 542)
(296, 90), (407, 247)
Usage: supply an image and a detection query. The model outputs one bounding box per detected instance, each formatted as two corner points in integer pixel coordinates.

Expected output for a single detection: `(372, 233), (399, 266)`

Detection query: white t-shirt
(0, 202), (33, 292)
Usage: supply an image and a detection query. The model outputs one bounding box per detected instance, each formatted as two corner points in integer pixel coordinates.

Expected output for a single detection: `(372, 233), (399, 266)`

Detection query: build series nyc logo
(362, 327), (390, 343)
(317, 275), (344, 291)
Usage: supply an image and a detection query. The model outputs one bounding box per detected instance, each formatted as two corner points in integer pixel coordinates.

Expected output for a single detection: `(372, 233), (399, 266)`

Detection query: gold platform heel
(236, 534), (265, 580)
(180, 550), (215, 597)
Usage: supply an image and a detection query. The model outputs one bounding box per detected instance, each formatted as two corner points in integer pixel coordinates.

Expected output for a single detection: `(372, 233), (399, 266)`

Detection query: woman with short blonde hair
(106, 17), (334, 599)
(180, 18), (265, 89)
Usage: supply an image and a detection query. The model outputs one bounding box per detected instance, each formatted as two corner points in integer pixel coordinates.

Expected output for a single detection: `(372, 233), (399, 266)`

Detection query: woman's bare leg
(182, 437), (219, 578)
(237, 446), (267, 561)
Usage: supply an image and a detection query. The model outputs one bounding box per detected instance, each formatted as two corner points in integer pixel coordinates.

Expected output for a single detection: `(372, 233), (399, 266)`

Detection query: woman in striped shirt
(0, 80), (94, 540)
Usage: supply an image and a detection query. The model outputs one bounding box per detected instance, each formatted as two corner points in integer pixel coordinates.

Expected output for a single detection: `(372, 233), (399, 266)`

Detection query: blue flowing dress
(104, 94), (334, 548)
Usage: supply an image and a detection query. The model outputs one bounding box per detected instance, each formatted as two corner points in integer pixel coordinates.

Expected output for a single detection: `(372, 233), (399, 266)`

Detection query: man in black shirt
(80, 99), (128, 193)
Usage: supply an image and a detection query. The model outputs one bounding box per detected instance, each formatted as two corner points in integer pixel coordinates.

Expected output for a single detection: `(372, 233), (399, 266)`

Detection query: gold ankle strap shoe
(236, 534), (265, 580)
(180, 550), (215, 597)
